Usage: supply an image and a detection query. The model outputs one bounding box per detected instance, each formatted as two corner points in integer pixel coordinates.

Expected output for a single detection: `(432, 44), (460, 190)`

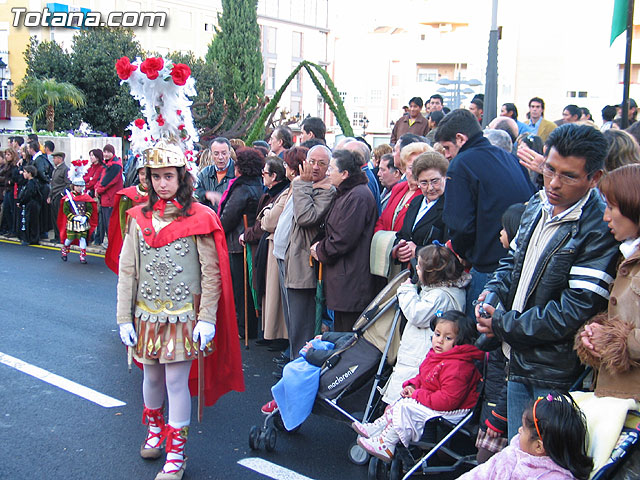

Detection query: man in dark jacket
(27, 140), (53, 239)
(475, 124), (619, 439)
(195, 137), (235, 211)
(435, 109), (535, 318)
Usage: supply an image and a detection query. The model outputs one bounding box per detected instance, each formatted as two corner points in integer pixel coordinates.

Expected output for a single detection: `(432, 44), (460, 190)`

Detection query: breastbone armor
(135, 230), (201, 324)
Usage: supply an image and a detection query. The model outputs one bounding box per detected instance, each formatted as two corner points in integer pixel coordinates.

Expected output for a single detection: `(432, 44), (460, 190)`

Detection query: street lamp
(436, 75), (482, 109)
(359, 116), (369, 136)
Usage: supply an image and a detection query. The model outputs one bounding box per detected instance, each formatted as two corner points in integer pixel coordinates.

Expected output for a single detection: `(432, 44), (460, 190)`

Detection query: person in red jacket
(94, 144), (123, 246)
(353, 310), (483, 462)
(83, 149), (105, 197)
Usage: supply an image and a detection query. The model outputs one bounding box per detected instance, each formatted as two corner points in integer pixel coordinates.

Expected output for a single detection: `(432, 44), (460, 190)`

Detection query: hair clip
(546, 394), (554, 402)
(435, 310), (443, 317)
(432, 240), (445, 247)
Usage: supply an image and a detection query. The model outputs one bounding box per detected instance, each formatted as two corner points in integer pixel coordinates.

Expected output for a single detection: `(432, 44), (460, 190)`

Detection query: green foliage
(246, 61), (353, 143)
(17, 37), (81, 130)
(70, 27), (142, 136)
(207, 0), (263, 124)
(167, 51), (224, 132)
(15, 77), (85, 131)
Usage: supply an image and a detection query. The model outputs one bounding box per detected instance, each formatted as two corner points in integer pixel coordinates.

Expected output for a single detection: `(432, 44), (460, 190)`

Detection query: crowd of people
(4, 94), (640, 479)
(0, 135), (123, 256)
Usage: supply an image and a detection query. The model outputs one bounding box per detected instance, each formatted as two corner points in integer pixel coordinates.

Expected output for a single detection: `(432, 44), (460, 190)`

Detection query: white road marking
(238, 458), (316, 480)
(0, 352), (126, 408)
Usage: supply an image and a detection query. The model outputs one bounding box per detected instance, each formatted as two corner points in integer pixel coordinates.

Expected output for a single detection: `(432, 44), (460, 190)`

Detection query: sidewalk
(0, 234), (106, 256)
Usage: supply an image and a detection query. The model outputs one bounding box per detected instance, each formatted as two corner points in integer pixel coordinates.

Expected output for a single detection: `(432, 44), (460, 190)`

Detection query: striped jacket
(485, 189), (619, 389)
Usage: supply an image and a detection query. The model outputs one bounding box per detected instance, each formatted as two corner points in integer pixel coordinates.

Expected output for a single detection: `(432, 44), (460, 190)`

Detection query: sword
(64, 189), (80, 216)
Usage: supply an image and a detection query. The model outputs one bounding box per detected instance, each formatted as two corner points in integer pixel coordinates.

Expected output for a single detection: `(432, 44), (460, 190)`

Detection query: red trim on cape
(128, 202), (245, 406)
(57, 193), (98, 245)
(105, 186), (148, 274)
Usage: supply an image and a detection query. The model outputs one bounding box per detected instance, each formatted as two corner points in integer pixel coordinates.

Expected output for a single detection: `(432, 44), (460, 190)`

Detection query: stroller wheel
(348, 442), (370, 466)
(249, 425), (260, 450)
(264, 426), (277, 452)
(389, 457), (402, 480)
(368, 456), (389, 480)
(273, 412), (301, 433)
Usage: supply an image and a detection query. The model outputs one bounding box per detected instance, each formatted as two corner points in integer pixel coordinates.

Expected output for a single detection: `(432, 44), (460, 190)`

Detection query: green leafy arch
(246, 60), (353, 143)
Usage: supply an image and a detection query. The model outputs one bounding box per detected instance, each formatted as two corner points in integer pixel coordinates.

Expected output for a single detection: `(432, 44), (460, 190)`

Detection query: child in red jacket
(354, 310), (483, 462)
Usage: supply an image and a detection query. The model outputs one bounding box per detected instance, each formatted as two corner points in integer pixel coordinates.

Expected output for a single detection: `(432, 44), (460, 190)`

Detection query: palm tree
(16, 77), (85, 132)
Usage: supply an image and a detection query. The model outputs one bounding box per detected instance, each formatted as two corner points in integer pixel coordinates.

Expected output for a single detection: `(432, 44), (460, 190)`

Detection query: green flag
(611, 0), (629, 45)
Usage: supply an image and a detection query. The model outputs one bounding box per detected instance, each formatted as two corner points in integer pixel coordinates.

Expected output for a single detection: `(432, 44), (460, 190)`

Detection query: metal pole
(483, 0), (499, 127)
(622, 0), (635, 129)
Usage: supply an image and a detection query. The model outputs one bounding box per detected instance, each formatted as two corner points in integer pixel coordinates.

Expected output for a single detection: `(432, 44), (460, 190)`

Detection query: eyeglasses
(418, 177), (443, 188)
(308, 159), (328, 167)
(541, 163), (586, 186)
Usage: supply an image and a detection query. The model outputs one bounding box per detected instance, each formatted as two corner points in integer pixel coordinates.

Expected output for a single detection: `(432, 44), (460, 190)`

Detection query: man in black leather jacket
(475, 124), (619, 439)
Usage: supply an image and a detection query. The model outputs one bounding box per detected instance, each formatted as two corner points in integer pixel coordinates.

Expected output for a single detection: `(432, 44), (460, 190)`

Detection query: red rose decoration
(72, 160), (80, 166)
(134, 118), (145, 129)
(170, 64), (191, 86)
(82, 159), (89, 166)
(140, 57), (164, 80)
(176, 109), (182, 116)
(144, 137), (148, 141)
(115, 56), (137, 80)
(156, 114), (165, 127)
(178, 124), (185, 130)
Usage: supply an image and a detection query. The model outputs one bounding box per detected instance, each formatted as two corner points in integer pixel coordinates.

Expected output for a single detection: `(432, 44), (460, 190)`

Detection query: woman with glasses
(241, 156), (290, 348)
(392, 151), (448, 265)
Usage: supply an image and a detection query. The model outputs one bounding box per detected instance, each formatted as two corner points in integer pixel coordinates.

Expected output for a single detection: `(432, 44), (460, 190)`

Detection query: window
(292, 66), (302, 93)
(267, 63), (277, 91)
(353, 111), (365, 123)
(265, 26), (277, 54)
(417, 68), (438, 83)
(353, 94), (365, 105)
(180, 11), (192, 29)
(567, 91), (577, 98)
(578, 91), (588, 98)
(370, 90), (383, 103)
(338, 91), (347, 103)
(292, 32), (303, 59)
(291, 98), (301, 116)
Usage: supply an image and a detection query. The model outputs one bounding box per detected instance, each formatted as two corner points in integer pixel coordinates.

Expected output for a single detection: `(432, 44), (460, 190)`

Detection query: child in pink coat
(458, 392), (593, 479)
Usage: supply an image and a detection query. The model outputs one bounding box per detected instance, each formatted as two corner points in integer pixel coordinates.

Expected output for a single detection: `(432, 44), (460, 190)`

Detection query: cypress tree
(207, 0), (264, 121)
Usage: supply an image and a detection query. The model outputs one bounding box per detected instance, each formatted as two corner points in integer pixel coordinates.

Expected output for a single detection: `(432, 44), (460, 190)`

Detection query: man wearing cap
(390, 97), (429, 145)
(48, 152), (70, 243)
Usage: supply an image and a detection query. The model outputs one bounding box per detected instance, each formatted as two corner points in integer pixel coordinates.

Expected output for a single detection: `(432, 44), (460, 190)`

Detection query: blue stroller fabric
(271, 339), (334, 431)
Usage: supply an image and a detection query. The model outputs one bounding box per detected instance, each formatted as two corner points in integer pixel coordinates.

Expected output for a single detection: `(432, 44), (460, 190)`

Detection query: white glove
(73, 215), (87, 224)
(193, 322), (216, 350)
(119, 323), (137, 347)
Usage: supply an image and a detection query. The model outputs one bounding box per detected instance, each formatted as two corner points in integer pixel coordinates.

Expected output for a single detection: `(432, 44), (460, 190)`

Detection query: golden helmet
(143, 138), (187, 168)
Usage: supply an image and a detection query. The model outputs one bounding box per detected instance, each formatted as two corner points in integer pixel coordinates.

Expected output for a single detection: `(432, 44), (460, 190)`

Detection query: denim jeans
(465, 268), (493, 320)
(507, 380), (553, 440)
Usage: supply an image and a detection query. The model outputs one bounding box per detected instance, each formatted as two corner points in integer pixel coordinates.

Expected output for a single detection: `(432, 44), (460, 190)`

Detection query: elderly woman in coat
(311, 149), (378, 332)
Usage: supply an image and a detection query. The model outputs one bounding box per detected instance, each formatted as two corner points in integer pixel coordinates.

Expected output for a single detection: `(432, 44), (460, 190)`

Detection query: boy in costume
(58, 159), (97, 263)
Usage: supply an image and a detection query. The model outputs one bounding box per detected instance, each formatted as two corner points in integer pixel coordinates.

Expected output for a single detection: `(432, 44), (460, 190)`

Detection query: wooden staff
(243, 214), (249, 349)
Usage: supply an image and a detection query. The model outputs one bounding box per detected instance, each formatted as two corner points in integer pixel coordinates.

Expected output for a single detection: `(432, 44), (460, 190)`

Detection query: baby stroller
(367, 360), (486, 480)
(248, 270), (410, 459)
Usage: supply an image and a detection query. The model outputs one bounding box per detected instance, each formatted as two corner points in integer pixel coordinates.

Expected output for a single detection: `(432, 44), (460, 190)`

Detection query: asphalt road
(0, 240), (371, 480)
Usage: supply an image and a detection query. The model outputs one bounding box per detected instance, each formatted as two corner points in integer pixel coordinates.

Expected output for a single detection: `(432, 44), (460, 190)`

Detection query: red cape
(57, 193), (99, 245)
(105, 186), (148, 274)
(128, 202), (245, 407)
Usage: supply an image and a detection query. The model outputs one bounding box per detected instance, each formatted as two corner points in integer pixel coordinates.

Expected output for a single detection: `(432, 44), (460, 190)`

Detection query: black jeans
(94, 206), (113, 245)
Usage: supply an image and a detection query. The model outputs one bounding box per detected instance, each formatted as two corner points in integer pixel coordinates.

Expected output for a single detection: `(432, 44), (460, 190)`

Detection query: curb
(0, 234), (106, 255)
